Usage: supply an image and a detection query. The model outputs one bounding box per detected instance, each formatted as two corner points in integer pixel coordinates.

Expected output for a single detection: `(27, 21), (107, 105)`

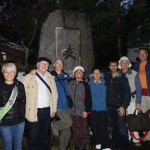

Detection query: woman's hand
(82, 111), (88, 118)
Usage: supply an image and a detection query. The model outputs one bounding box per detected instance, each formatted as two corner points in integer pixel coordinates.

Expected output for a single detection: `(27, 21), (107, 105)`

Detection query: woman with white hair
(0, 63), (26, 150)
(118, 56), (142, 146)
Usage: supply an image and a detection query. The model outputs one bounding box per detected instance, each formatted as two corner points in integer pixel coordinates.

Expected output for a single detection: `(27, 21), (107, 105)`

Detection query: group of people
(0, 47), (150, 150)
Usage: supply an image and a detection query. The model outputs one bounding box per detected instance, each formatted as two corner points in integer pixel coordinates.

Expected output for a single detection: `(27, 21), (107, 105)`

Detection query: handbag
(127, 109), (150, 132)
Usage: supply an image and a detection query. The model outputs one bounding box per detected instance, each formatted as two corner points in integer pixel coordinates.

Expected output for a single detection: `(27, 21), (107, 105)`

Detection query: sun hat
(118, 56), (132, 69)
(73, 66), (84, 75)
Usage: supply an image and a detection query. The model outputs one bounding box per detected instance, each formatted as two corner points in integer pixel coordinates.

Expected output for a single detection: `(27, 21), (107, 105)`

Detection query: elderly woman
(68, 66), (92, 150)
(0, 63), (26, 150)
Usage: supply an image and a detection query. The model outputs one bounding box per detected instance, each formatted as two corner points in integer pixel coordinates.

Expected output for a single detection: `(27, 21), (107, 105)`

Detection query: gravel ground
(0, 130), (150, 150)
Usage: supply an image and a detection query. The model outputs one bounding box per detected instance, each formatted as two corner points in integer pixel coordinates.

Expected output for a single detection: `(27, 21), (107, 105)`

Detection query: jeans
(0, 121), (25, 150)
(107, 106), (129, 150)
(53, 108), (72, 150)
(27, 108), (51, 150)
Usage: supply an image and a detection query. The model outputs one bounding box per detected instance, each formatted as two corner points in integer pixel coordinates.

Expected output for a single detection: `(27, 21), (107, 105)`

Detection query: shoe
(74, 145), (80, 150)
(50, 121), (59, 137)
(102, 148), (112, 150)
(134, 142), (141, 147)
(96, 144), (101, 149)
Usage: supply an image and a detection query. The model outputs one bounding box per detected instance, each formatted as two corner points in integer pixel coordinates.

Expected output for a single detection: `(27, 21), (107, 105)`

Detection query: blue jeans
(107, 106), (129, 150)
(0, 121), (25, 150)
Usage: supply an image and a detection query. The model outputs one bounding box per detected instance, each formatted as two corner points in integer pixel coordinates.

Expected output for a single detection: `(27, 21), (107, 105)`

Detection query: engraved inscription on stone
(55, 27), (80, 72)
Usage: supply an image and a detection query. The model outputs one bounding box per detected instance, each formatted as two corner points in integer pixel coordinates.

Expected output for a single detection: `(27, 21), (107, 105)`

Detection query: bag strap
(35, 72), (51, 93)
(0, 85), (18, 122)
(130, 131), (149, 141)
(55, 73), (68, 97)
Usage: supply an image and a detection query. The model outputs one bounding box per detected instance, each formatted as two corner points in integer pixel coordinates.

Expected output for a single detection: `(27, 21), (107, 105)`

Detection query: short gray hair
(2, 63), (17, 76)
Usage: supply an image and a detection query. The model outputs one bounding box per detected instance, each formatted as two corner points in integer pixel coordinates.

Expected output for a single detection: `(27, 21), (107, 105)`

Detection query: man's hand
(136, 103), (141, 110)
(82, 111), (88, 118)
(51, 112), (56, 118)
(30, 69), (36, 75)
(118, 106), (125, 116)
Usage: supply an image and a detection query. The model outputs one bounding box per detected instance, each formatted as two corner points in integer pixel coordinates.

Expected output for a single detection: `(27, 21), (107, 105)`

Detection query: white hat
(73, 66), (84, 75)
(118, 56), (132, 69)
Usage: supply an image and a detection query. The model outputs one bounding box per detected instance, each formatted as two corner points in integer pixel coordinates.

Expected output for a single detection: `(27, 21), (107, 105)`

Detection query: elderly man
(118, 56), (142, 146)
(132, 48), (150, 141)
(50, 57), (72, 150)
(22, 57), (58, 150)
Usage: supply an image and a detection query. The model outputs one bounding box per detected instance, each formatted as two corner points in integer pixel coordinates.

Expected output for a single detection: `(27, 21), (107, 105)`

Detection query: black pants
(27, 108), (51, 150)
(89, 110), (110, 149)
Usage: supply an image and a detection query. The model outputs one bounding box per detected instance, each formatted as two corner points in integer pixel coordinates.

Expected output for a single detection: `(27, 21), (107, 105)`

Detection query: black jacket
(0, 80), (26, 126)
(105, 72), (131, 109)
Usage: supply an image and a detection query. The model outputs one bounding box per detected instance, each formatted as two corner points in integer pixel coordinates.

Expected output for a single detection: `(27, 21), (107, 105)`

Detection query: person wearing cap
(68, 66), (92, 150)
(132, 48), (150, 141)
(50, 57), (72, 150)
(104, 60), (131, 150)
(22, 57), (58, 150)
(118, 56), (142, 146)
(88, 67), (111, 150)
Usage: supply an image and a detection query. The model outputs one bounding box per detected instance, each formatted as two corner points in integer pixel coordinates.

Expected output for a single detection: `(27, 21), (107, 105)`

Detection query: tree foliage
(0, 0), (150, 65)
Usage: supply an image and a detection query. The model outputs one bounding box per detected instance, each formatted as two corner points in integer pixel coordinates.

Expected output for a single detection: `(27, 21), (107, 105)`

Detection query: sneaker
(102, 148), (112, 150)
(96, 144), (101, 150)
(51, 121), (59, 137)
(134, 142), (141, 147)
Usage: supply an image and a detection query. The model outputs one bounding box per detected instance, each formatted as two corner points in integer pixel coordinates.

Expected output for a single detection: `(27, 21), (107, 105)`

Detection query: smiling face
(37, 61), (49, 75)
(75, 69), (84, 80)
(54, 59), (64, 72)
(109, 62), (118, 73)
(120, 60), (129, 71)
(2, 63), (17, 84)
(3, 69), (15, 83)
(138, 49), (148, 62)
(93, 69), (101, 81)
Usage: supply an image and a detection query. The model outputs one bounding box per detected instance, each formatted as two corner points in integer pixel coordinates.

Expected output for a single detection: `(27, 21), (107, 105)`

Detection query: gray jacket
(68, 79), (92, 116)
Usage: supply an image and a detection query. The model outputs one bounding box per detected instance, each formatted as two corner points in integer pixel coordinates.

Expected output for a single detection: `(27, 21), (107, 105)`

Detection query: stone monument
(39, 9), (94, 76)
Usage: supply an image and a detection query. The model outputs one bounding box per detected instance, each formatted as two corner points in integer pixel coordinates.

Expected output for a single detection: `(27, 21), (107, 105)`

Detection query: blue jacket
(50, 70), (70, 109)
(132, 61), (150, 95)
(89, 75), (106, 111)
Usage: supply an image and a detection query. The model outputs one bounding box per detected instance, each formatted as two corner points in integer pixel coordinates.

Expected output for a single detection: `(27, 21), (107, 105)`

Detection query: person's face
(54, 60), (64, 72)
(138, 49), (148, 62)
(120, 60), (129, 70)
(93, 69), (101, 81)
(109, 62), (118, 73)
(37, 61), (49, 73)
(75, 69), (84, 80)
(3, 69), (15, 82)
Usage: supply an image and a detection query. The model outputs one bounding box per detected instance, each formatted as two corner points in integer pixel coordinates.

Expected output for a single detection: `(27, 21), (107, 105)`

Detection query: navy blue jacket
(89, 75), (107, 111)
(132, 61), (150, 95)
(104, 72), (131, 109)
